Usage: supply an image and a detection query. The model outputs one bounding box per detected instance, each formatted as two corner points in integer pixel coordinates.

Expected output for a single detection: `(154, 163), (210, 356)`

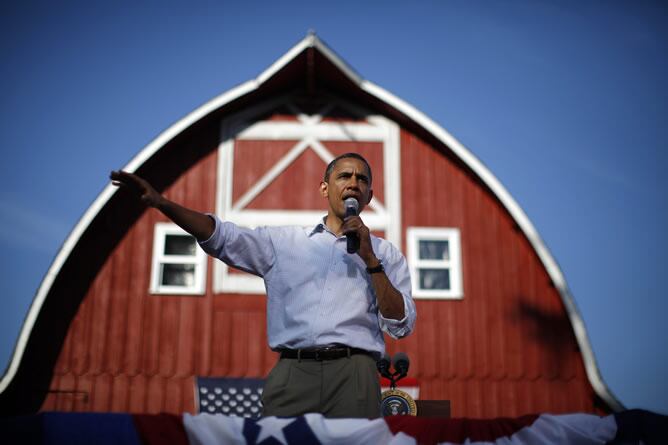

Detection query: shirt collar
(309, 217), (335, 237)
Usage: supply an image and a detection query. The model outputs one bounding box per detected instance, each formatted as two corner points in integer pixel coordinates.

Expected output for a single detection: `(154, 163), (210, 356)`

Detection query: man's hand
(110, 170), (163, 208)
(109, 170), (214, 240)
(341, 215), (379, 267)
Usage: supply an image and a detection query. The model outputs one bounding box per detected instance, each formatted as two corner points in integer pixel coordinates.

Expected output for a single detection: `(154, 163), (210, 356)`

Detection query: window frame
(150, 222), (207, 295)
(406, 227), (463, 300)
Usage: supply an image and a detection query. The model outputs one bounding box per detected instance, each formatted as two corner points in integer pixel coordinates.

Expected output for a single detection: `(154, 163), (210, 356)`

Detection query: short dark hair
(323, 153), (373, 185)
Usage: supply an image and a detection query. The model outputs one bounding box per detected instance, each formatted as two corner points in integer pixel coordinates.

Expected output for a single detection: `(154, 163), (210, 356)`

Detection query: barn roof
(0, 33), (623, 413)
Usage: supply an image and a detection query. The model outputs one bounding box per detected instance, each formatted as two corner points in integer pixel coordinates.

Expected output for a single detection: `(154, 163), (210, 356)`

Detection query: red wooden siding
(41, 110), (598, 417)
(391, 131), (595, 416)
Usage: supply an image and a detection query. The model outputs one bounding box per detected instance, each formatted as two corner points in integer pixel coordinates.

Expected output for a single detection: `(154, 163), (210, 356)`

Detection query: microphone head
(377, 353), (391, 368)
(392, 352), (410, 375)
(376, 353), (392, 378)
(344, 197), (359, 216)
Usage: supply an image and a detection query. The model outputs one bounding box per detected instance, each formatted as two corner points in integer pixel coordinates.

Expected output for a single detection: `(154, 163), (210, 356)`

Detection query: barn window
(150, 223), (207, 295)
(407, 227), (463, 299)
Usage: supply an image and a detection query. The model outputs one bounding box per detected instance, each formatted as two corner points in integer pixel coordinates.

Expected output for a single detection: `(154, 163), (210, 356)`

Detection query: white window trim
(150, 222), (207, 295)
(407, 227), (463, 300)
(213, 95), (401, 294)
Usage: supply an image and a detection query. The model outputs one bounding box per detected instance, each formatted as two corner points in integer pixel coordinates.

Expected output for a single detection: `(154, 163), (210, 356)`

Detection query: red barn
(0, 34), (622, 417)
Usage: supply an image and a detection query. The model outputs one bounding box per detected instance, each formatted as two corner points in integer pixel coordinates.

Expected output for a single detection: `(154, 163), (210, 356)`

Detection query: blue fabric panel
(2, 413), (44, 445)
(41, 412), (142, 445)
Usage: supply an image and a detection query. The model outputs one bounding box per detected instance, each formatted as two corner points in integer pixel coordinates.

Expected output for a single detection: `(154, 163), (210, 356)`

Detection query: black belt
(278, 346), (373, 361)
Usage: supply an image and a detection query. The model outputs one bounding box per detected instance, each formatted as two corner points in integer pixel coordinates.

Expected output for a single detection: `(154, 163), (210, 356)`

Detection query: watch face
(380, 389), (417, 416)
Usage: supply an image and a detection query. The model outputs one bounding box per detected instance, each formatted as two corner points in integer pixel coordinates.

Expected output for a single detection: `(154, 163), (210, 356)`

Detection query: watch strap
(366, 263), (384, 274)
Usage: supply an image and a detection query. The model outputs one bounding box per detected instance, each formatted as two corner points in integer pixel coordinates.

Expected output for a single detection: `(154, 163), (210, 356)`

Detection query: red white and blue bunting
(3, 409), (666, 445)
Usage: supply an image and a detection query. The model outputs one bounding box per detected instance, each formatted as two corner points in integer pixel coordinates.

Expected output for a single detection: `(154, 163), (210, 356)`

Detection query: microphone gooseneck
(344, 197), (360, 254)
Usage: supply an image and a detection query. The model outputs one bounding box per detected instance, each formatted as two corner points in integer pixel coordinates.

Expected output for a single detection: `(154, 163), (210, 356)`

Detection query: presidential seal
(380, 388), (417, 416)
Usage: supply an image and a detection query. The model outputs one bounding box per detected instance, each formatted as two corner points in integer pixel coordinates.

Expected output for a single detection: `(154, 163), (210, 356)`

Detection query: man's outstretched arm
(110, 170), (214, 241)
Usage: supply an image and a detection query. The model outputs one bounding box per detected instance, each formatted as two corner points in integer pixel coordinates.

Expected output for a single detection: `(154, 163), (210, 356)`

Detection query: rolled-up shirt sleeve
(378, 245), (417, 339)
(198, 214), (275, 277)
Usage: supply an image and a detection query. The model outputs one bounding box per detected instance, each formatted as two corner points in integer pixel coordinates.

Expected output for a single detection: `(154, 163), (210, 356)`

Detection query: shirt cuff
(379, 310), (412, 339)
(379, 313), (408, 326)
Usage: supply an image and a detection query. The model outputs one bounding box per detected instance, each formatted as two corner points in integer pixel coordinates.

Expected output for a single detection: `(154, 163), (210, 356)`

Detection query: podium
(415, 400), (451, 418)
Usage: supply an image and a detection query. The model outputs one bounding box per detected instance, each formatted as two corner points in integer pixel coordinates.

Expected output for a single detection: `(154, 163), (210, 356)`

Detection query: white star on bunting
(255, 417), (295, 445)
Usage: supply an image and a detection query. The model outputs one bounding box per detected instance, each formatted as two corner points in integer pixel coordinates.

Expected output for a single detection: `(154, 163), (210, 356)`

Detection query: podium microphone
(376, 353), (393, 380)
(344, 197), (360, 254)
(392, 352), (410, 379)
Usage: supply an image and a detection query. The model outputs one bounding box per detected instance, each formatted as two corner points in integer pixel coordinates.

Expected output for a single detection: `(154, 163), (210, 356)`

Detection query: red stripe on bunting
(385, 414), (540, 444)
(133, 413), (190, 445)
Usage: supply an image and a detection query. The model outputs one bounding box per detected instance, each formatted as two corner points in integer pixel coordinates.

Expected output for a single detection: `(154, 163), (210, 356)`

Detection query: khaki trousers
(261, 354), (381, 418)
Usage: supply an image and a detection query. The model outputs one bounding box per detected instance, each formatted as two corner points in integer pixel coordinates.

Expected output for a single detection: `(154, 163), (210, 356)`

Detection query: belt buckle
(318, 347), (335, 360)
(314, 346), (336, 361)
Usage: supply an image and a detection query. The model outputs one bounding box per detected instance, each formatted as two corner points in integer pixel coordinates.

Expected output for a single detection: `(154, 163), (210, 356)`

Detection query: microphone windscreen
(376, 353), (392, 377)
(380, 353), (391, 364)
(344, 197), (359, 217)
(392, 352), (410, 374)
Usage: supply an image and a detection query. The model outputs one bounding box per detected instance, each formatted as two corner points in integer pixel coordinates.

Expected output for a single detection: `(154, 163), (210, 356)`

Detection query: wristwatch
(366, 262), (384, 274)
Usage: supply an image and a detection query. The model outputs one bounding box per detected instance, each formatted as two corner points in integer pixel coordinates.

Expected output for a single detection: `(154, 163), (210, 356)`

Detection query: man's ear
(366, 189), (373, 205)
(320, 181), (328, 198)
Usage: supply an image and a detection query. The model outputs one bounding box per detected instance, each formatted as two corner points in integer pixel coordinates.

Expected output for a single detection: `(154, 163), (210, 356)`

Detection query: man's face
(320, 157), (373, 218)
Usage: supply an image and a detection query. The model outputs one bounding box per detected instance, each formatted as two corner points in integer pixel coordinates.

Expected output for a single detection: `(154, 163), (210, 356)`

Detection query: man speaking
(111, 152), (416, 418)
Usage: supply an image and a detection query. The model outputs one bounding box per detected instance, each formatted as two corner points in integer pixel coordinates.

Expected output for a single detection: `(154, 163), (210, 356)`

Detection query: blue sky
(1, 1), (666, 414)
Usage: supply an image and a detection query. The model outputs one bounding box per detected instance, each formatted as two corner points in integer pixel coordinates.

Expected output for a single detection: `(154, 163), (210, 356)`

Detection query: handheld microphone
(376, 353), (393, 379)
(392, 352), (410, 379)
(344, 197), (360, 254)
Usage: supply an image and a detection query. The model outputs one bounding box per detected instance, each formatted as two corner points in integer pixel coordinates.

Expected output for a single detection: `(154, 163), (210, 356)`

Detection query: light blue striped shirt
(199, 215), (416, 356)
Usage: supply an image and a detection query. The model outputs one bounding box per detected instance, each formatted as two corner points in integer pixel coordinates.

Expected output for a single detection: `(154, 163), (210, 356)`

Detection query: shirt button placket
(319, 244), (337, 317)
